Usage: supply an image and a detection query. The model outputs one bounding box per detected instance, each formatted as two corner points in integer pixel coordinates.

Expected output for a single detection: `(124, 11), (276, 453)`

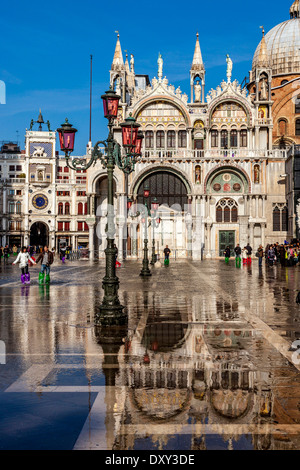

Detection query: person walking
(246, 243), (252, 265)
(268, 245), (276, 267)
(224, 246), (231, 264)
(164, 245), (171, 266)
(12, 246), (36, 284)
(257, 245), (264, 268)
(0, 246), (3, 264)
(234, 244), (242, 268)
(242, 247), (248, 265)
(3, 245), (9, 264)
(35, 246), (54, 285)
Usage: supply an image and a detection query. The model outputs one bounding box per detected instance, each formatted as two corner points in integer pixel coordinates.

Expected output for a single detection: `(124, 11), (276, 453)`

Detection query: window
(16, 202), (21, 214)
(64, 222), (70, 231)
(65, 203), (70, 215)
(221, 130), (228, 149)
(78, 222), (83, 231)
(84, 223), (89, 232)
(58, 203), (64, 215)
(296, 119), (300, 136)
(216, 199), (238, 223)
(16, 190), (22, 196)
(178, 131), (187, 148)
(16, 165), (22, 171)
(64, 167), (69, 173)
(9, 165), (15, 172)
(78, 202), (83, 215)
(145, 131), (154, 149)
(167, 131), (176, 149)
(84, 203), (88, 215)
(296, 95), (300, 113)
(58, 167), (62, 173)
(156, 131), (165, 149)
(9, 202), (15, 214)
(9, 190), (15, 196)
(230, 129), (238, 148)
(273, 204), (288, 232)
(279, 119), (287, 136)
(240, 130), (247, 147)
(77, 191), (86, 196)
(211, 130), (219, 148)
(58, 222), (63, 231)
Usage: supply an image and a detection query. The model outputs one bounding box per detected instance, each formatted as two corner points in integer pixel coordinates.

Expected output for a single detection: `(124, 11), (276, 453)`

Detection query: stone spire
(111, 33), (124, 70)
(290, 0), (300, 18)
(257, 27), (270, 68)
(191, 33), (205, 71)
(125, 53), (130, 74)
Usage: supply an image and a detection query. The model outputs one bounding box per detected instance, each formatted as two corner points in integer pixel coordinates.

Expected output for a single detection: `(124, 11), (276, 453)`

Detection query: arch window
(240, 129), (247, 147)
(216, 199), (238, 223)
(156, 131), (165, 149)
(211, 130), (219, 148)
(178, 130), (187, 148)
(145, 131), (154, 149)
(65, 202), (70, 215)
(296, 119), (300, 136)
(221, 130), (228, 149)
(273, 204), (288, 232)
(295, 94), (300, 114)
(58, 203), (64, 215)
(230, 129), (238, 148)
(278, 119), (287, 136)
(167, 130), (176, 148)
(15, 201), (22, 214)
(137, 171), (188, 209)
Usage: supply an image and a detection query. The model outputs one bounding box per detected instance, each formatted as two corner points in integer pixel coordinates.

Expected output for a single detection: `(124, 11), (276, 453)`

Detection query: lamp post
(140, 202), (152, 277)
(58, 88), (143, 326)
(150, 197), (161, 265)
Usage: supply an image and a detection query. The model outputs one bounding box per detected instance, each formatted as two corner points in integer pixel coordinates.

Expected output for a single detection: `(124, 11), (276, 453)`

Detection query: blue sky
(0, 0), (290, 154)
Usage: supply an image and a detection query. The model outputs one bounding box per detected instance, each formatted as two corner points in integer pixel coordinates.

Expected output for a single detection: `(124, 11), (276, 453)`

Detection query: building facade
(2, 2), (300, 257)
(0, 113), (90, 251)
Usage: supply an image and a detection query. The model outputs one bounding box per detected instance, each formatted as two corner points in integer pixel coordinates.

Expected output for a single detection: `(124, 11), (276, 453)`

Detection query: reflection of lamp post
(58, 88), (143, 326)
(140, 184), (152, 277)
(150, 198), (161, 265)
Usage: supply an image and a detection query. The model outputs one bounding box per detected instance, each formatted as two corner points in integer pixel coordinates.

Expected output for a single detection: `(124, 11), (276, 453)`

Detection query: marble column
(88, 224), (95, 260)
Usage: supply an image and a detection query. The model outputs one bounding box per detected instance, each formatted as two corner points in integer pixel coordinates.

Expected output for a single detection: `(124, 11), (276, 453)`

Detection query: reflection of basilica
(92, 293), (297, 451)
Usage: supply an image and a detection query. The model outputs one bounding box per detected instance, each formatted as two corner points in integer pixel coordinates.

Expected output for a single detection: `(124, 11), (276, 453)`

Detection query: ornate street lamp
(58, 87), (142, 326)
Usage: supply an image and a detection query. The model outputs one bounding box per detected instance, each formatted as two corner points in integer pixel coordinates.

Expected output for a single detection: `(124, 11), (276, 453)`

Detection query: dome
(252, 16), (300, 76)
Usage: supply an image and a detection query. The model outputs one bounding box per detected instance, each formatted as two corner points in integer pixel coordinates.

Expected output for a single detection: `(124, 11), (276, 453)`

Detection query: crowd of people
(224, 241), (300, 268)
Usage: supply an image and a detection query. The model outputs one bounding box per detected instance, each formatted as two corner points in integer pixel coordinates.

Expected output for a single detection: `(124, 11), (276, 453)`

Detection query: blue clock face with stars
(32, 194), (49, 210)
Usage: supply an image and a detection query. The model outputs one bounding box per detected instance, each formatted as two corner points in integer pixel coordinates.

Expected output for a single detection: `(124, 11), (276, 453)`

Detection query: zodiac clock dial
(32, 194), (49, 210)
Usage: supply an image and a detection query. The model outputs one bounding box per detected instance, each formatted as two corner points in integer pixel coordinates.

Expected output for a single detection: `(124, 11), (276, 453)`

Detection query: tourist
(35, 246), (54, 285)
(224, 246), (231, 264)
(257, 245), (264, 268)
(234, 244), (242, 268)
(3, 245), (9, 264)
(242, 247), (248, 265)
(246, 243), (253, 264)
(12, 246), (36, 284)
(164, 245), (171, 266)
(268, 245), (276, 267)
(0, 246), (3, 263)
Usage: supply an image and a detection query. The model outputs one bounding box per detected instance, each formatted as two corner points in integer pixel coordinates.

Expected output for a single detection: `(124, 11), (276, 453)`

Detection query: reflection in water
(1, 261), (300, 450)
(92, 297), (298, 451)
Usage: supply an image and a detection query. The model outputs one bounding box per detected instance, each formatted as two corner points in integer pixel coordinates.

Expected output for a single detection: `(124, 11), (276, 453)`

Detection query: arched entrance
(30, 222), (49, 248)
(130, 170), (191, 259)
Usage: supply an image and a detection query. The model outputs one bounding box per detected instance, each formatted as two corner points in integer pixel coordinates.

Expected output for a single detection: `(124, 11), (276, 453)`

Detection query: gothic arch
(208, 97), (252, 128)
(130, 164), (193, 198)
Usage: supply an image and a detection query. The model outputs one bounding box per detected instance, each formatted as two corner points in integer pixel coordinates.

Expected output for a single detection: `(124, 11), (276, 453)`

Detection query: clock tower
(24, 111), (56, 248)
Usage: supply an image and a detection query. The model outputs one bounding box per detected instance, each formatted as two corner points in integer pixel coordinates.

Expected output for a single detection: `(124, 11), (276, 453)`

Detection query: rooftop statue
(158, 53), (163, 81)
(226, 54), (233, 83)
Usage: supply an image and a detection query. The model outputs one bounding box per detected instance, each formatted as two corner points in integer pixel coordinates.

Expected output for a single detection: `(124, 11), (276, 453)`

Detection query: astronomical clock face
(32, 194), (49, 210)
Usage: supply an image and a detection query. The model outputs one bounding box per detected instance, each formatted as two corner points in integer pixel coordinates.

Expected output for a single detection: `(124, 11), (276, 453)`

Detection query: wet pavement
(0, 257), (300, 450)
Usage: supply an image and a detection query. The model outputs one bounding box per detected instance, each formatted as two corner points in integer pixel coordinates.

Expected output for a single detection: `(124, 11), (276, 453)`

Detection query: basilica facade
(1, 1), (300, 258)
